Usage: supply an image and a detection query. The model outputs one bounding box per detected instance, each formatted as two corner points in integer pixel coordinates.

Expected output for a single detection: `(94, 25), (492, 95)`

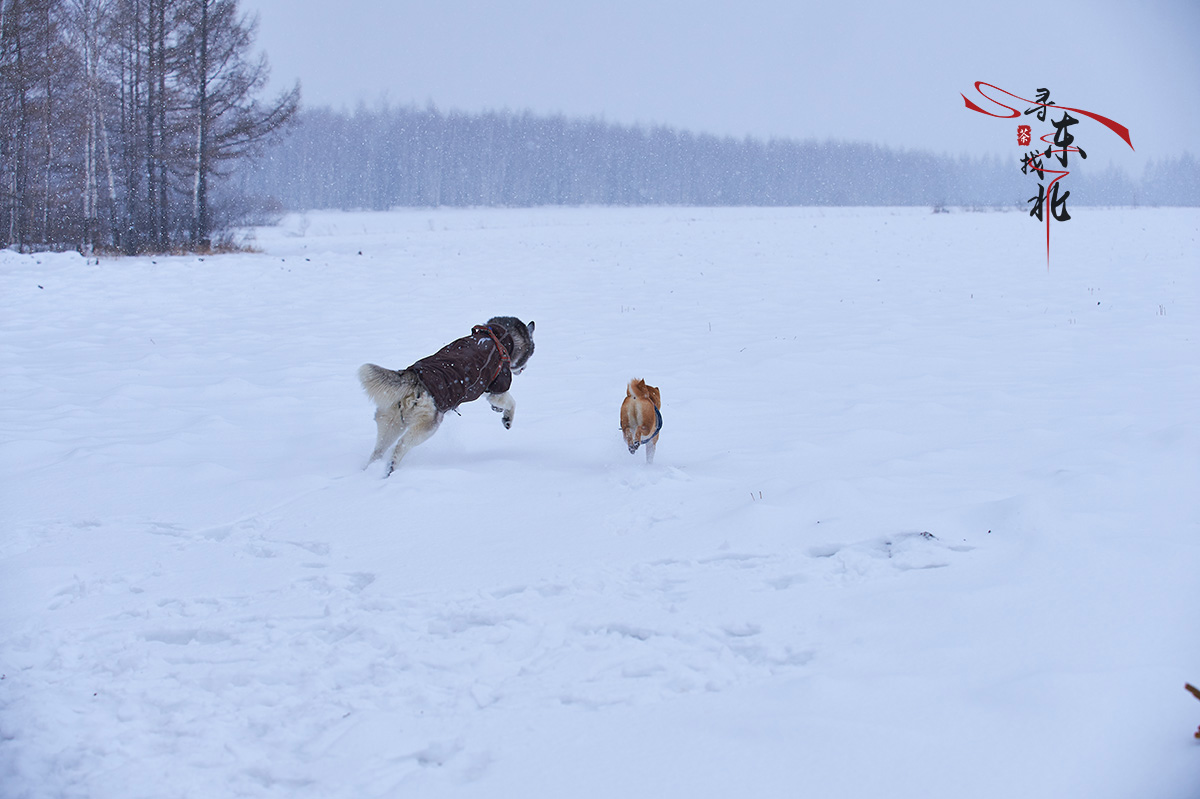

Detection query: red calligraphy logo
(963, 81), (1133, 266)
(961, 81), (1133, 150)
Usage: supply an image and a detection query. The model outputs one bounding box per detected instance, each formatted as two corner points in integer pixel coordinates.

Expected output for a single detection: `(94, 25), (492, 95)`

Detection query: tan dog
(620, 378), (662, 463)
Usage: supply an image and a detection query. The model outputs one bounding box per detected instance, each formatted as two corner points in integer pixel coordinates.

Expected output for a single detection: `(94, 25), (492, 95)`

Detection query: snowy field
(1, 205), (1197, 798)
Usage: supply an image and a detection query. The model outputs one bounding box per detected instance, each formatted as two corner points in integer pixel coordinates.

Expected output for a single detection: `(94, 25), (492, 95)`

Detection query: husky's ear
(527, 320), (535, 334)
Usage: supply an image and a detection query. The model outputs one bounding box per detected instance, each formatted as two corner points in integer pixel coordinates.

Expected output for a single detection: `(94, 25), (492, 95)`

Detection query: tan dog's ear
(647, 385), (661, 409)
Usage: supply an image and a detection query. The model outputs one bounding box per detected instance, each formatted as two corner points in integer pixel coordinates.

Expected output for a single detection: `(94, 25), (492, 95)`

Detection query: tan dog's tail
(627, 378), (661, 410)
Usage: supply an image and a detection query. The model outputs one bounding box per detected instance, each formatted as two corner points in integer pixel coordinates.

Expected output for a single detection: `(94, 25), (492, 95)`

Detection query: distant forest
(238, 103), (1199, 214)
(4, 0), (1197, 258)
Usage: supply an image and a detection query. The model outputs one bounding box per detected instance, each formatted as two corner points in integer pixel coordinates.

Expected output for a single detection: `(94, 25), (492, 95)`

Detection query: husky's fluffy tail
(358, 364), (421, 410)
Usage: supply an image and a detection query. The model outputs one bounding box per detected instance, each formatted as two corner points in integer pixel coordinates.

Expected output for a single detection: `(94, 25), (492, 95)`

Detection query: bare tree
(64, 0), (120, 251)
(179, 0), (296, 249)
(1, 0), (52, 250)
(1, 0), (90, 250)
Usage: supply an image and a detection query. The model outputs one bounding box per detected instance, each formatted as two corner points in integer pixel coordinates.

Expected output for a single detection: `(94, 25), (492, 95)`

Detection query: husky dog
(620, 378), (662, 464)
(358, 316), (535, 476)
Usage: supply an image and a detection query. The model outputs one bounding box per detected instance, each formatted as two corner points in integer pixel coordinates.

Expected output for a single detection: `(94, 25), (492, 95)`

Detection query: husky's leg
(366, 405), (407, 468)
(644, 436), (657, 464)
(487, 391), (516, 429)
(385, 415), (442, 476)
(384, 397), (442, 476)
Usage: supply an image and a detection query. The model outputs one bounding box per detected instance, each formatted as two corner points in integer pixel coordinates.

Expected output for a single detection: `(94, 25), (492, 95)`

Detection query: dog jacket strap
(472, 324), (511, 383)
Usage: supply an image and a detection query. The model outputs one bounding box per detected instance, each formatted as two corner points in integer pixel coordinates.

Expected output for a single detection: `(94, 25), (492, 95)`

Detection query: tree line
(240, 104), (1198, 213)
(5, 0), (1196, 258)
(0, 0), (297, 253)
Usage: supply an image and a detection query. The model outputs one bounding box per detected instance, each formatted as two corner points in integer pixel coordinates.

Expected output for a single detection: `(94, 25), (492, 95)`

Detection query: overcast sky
(241, 0), (1198, 172)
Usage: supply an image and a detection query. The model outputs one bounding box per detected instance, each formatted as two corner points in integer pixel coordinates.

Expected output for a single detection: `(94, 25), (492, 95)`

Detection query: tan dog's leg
(644, 383), (661, 464)
(621, 398), (638, 454)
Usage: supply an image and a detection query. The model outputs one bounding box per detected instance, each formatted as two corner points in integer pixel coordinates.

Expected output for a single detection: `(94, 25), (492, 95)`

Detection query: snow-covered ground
(2, 206), (1197, 798)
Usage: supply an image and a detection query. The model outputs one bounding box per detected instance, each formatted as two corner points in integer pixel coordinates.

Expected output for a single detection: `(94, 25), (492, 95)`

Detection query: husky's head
(488, 316), (536, 374)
